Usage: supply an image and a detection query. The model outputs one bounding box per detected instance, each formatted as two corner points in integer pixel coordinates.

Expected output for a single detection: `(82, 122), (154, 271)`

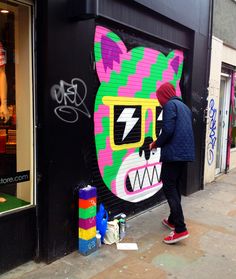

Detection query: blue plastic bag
(96, 203), (108, 243)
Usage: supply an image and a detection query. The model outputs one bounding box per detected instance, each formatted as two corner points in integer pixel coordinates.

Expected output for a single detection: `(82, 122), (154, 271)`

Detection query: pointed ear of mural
(94, 25), (184, 203)
(94, 26), (128, 82)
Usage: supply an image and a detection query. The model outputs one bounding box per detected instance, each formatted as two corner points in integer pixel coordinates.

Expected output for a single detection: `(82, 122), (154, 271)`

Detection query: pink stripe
(111, 179), (117, 195)
(95, 26), (110, 43)
(145, 109), (154, 133)
(150, 92), (157, 99)
(156, 61), (174, 91)
(98, 137), (113, 177)
(118, 48), (159, 97)
(94, 105), (109, 135)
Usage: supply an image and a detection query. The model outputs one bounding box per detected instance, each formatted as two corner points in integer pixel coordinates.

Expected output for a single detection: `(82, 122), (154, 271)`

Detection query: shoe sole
(163, 234), (189, 244)
(162, 220), (175, 231)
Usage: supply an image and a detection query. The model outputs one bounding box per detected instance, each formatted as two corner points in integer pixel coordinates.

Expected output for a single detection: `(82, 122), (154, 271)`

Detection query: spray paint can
(96, 231), (101, 248)
(119, 213), (126, 240)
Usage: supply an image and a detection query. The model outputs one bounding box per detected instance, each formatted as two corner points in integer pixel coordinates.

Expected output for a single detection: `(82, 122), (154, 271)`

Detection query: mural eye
(114, 106), (142, 145)
(156, 107), (163, 137)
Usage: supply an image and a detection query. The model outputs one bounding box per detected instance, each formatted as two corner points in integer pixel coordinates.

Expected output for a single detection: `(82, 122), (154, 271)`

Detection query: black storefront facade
(0, 0), (212, 274)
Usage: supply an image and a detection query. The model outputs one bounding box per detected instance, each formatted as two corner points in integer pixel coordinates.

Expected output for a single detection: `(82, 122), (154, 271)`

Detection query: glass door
(215, 75), (231, 174)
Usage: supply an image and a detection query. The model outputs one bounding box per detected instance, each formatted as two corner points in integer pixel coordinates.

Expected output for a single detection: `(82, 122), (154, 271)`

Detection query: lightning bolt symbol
(157, 110), (163, 121)
(117, 108), (139, 141)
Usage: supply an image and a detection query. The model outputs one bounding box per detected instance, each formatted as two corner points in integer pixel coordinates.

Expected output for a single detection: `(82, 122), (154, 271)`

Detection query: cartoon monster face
(94, 26), (184, 203)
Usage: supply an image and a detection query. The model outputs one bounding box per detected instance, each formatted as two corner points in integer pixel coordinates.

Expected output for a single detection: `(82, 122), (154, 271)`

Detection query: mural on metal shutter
(94, 26), (184, 204)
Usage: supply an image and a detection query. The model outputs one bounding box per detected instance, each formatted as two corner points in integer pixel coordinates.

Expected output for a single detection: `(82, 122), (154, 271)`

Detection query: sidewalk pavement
(1, 169), (236, 279)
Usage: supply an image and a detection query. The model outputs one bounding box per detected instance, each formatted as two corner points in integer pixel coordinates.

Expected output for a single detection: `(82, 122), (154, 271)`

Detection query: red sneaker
(163, 230), (189, 244)
(162, 219), (175, 230)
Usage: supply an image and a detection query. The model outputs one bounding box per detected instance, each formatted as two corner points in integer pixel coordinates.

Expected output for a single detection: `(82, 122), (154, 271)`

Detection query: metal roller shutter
(93, 24), (185, 217)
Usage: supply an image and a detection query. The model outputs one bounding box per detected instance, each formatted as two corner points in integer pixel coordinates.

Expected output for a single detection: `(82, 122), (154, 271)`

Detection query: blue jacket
(155, 97), (195, 162)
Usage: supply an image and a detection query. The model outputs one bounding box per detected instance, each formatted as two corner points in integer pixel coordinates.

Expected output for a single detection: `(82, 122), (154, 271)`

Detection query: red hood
(156, 83), (176, 106)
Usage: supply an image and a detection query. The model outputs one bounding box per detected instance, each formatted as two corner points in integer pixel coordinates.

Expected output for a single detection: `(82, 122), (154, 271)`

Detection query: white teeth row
(128, 165), (161, 191)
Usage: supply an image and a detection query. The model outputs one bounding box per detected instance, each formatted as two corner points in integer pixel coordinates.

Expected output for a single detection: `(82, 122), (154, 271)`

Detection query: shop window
(231, 72), (236, 149)
(0, 0), (33, 213)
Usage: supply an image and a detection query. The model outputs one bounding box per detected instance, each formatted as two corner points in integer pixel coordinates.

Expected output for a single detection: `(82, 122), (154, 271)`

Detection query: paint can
(119, 213), (126, 240)
(96, 231), (101, 248)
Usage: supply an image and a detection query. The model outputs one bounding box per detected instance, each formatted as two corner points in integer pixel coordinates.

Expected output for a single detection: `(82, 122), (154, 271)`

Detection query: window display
(0, 0), (33, 213)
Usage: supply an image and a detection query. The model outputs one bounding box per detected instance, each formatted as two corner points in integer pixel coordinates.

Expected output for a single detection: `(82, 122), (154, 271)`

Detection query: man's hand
(149, 141), (156, 150)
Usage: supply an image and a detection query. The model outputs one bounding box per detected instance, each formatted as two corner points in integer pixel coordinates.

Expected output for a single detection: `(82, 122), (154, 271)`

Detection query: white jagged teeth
(151, 165), (161, 185)
(144, 168), (151, 187)
(137, 168), (145, 189)
(128, 171), (136, 191)
(128, 165), (161, 191)
(148, 165), (157, 185)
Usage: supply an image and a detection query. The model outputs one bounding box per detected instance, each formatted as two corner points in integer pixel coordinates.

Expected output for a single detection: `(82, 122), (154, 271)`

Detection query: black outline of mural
(207, 98), (217, 165)
(51, 78), (91, 123)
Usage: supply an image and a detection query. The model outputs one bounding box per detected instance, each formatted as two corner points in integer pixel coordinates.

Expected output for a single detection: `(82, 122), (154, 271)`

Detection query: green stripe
(95, 118), (109, 154)
(107, 31), (121, 42)
(94, 42), (102, 62)
(146, 109), (153, 136)
(79, 206), (96, 219)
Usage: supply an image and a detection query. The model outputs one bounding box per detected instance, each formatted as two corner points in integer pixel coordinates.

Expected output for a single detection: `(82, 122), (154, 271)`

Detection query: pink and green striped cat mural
(94, 26), (184, 203)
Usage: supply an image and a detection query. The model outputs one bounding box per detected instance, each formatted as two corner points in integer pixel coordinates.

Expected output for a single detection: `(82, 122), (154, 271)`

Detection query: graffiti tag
(207, 99), (217, 165)
(51, 78), (91, 123)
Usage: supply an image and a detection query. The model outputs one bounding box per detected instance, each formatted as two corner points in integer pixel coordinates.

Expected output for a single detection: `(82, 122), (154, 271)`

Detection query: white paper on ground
(116, 243), (138, 250)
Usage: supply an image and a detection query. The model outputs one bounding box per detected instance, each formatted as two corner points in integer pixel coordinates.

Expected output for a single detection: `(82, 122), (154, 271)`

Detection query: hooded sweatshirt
(154, 83), (195, 162)
(156, 82), (176, 106)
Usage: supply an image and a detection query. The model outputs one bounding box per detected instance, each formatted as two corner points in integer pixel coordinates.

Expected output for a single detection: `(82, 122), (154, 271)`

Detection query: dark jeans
(161, 161), (187, 233)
